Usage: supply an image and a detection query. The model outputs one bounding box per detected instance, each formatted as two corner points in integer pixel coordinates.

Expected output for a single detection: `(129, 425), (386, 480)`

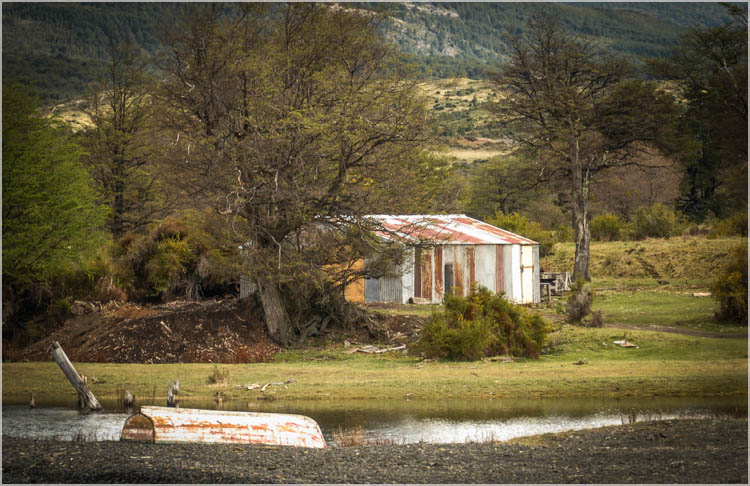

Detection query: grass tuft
(332, 425), (397, 447)
(207, 365), (229, 385)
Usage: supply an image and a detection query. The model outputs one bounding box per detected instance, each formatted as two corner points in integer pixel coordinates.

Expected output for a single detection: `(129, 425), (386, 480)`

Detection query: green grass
(435, 147), (510, 163)
(359, 303), (437, 318)
(592, 288), (734, 333)
(3, 325), (746, 405)
(4, 237), (746, 407)
(544, 324), (745, 361)
(543, 237), (744, 280)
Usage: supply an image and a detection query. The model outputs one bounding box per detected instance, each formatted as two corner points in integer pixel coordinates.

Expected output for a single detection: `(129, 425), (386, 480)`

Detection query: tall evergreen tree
(647, 6), (748, 219)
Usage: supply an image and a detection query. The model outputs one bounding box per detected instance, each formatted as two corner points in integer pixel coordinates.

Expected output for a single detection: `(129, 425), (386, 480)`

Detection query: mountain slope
(2, 2), (735, 104)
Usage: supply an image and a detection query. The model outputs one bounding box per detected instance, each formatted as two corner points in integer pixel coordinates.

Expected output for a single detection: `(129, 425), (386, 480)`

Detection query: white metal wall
(474, 245), (497, 293)
(521, 245), (534, 304)
(511, 244), (522, 302)
(361, 242), (540, 305)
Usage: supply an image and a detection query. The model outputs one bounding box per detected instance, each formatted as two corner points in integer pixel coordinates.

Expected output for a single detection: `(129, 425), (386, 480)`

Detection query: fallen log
(344, 345), (407, 355)
(261, 379), (295, 392)
(49, 341), (102, 411)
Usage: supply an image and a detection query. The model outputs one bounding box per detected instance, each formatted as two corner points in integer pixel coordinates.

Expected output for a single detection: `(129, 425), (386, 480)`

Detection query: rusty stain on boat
(121, 406), (326, 448)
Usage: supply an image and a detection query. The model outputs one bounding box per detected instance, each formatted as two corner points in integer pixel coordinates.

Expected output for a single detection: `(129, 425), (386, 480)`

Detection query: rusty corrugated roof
(367, 214), (537, 245)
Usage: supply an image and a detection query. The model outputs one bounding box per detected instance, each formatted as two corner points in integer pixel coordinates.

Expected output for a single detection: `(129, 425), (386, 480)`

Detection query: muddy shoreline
(3, 418), (747, 483)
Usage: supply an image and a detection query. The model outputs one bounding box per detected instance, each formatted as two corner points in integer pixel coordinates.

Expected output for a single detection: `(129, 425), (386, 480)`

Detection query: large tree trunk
(257, 279), (291, 345)
(571, 140), (592, 282)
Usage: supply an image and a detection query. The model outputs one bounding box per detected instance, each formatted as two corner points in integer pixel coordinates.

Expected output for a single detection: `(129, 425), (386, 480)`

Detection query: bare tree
(491, 15), (678, 280)
(82, 36), (172, 238)
(158, 4), (434, 343)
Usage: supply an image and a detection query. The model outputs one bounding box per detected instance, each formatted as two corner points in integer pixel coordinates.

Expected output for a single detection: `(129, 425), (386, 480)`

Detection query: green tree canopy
(2, 84), (107, 295)
(647, 8), (748, 219)
(158, 4), (436, 344)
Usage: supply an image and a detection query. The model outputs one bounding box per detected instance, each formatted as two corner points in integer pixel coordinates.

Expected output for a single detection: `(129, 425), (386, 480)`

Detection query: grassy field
(3, 324), (745, 406)
(542, 237), (744, 280)
(592, 288), (729, 333)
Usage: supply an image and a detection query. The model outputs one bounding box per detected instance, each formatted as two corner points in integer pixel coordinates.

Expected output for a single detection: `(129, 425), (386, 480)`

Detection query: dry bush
(711, 243), (748, 326)
(587, 310), (604, 328)
(414, 284), (550, 361)
(332, 425), (397, 447)
(207, 365), (229, 384)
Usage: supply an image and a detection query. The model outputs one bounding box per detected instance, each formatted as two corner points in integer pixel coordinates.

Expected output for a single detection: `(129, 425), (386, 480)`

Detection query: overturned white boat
(121, 406), (327, 448)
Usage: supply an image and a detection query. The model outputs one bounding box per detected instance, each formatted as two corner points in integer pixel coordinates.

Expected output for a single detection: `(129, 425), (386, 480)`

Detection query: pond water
(2, 396), (745, 446)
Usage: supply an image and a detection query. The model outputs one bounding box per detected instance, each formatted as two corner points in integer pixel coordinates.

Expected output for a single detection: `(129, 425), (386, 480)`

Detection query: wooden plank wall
(421, 249), (432, 301)
(434, 246), (443, 300)
(413, 247), (422, 298)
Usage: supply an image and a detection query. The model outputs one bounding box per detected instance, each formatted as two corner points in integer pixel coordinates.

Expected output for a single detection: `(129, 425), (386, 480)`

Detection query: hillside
(2, 2), (735, 105)
(542, 237), (745, 281)
(380, 2), (732, 63)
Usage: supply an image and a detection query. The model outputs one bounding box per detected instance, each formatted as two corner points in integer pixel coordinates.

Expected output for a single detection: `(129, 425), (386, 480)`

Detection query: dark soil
(3, 419), (746, 483)
(8, 298), (425, 364)
(14, 298), (280, 364)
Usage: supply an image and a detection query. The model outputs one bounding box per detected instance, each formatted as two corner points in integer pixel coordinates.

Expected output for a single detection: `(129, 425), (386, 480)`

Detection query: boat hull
(121, 406), (327, 448)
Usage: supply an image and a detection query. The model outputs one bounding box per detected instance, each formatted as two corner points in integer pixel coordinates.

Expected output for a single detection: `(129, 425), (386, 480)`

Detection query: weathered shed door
(414, 247), (422, 298)
(364, 277), (380, 302)
(467, 247), (476, 289)
(521, 245), (535, 304)
(434, 246), (443, 300)
(496, 245), (505, 295)
(421, 249), (432, 301)
(444, 263), (454, 295)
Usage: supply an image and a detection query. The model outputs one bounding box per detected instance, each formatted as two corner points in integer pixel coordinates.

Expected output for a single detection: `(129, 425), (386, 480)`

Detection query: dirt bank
(10, 298), (424, 364)
(2, 419), (747, 483)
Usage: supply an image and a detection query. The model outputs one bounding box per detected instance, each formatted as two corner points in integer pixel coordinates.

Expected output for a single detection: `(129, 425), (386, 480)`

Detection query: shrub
(145, 236), (196, 297)
(711, 242), (748, 326)
(707, 211), (748, 239)
(207, 365), (230, 384)
(565, 279), (593, 324)
(590, 213), (624, 241)
(631, 203), (684, 240)
(114, 210), (243, 301)
(586, 310), (604, 328)
(414, 285), (550, 360)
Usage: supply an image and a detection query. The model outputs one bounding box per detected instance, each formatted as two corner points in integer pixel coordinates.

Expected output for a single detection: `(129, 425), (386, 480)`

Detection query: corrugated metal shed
(355, 215), (540, 305)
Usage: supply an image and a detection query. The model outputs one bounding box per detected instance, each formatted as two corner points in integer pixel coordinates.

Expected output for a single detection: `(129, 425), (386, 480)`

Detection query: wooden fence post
(49, 341), (102, 411)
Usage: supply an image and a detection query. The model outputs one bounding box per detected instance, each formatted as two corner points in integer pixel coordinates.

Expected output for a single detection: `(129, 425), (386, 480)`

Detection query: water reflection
(2, 396), (745, 445)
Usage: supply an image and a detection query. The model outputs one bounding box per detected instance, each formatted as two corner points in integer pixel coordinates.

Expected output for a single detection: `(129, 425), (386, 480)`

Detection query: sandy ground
(2, 418), (747, 483)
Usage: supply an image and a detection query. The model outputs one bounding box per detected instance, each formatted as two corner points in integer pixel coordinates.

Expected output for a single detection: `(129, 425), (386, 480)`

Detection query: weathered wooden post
(167, 380), (178, 408)
(49, 341), (101, 411)
(124, 390), (135, 409)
